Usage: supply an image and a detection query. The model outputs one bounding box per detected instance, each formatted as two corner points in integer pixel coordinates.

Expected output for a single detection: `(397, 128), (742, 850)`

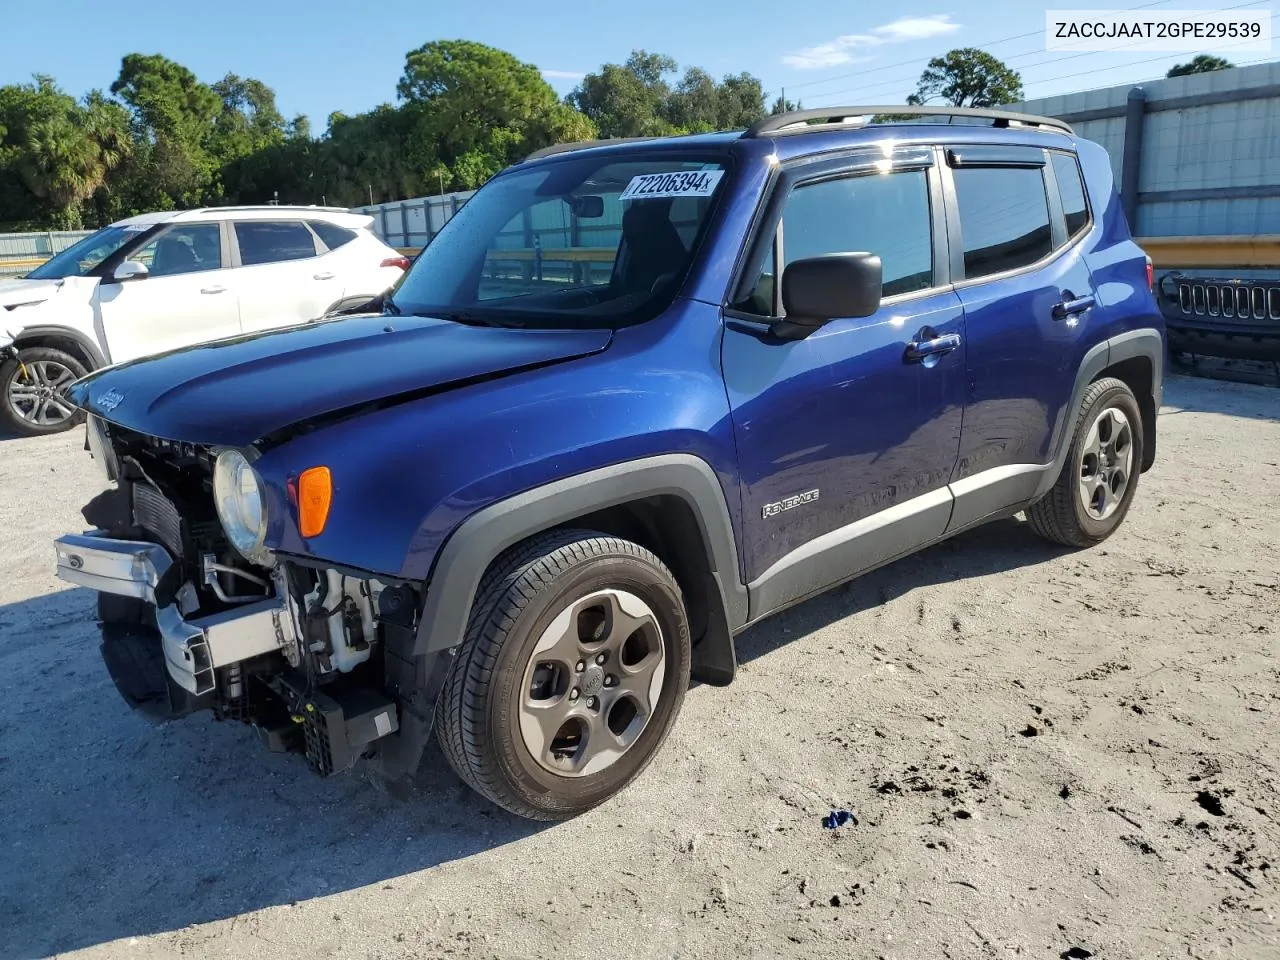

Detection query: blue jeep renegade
(54, 107), (1164, 820)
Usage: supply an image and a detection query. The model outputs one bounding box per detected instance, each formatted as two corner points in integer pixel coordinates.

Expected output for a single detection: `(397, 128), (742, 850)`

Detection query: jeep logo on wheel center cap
(581, 665), (604, 697)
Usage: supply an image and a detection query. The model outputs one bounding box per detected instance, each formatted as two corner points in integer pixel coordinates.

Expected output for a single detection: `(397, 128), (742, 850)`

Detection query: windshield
(391, 152), (730, 328)
(25, 224), (151, 280)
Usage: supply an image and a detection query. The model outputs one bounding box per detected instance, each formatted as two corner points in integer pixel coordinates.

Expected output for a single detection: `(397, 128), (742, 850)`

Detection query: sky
(1, 0), (1275, 126)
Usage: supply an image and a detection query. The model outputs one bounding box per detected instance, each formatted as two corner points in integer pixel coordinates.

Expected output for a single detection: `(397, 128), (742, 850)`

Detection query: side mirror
(112, 260), (149, 283)
(775, 253), (882, 340)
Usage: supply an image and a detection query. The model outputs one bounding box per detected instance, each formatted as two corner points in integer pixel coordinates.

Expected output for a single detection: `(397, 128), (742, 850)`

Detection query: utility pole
(368, 184), (374, 206)
(438, 170), (445, 197)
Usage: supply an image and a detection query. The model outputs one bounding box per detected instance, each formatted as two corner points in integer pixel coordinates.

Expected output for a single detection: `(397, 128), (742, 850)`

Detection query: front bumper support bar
(54, 531), (294, 695)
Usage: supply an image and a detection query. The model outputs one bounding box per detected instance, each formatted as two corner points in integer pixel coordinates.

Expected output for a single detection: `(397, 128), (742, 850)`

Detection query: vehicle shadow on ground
(0, 518), (1072, 957)
(0, 587), (551, 960)
(732, 515), (1073, 666)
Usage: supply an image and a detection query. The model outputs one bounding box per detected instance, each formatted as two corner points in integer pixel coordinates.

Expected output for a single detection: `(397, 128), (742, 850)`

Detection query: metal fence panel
(1012, 61), (1280, 238)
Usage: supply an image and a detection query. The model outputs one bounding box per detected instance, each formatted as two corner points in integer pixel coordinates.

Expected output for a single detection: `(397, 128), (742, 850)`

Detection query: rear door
(944, 145), (1098, 529)
(228, 219), (336, 332)
(95, 221), (240, 363)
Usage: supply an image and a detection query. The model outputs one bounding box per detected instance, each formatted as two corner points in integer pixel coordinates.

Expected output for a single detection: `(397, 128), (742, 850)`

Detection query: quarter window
(133, 224), (222, 277)
(953, 166), (1053, 279)
(309, 220), (359, 251)
(234, 221), (318, 266)
(1051, 153), (1090, 240)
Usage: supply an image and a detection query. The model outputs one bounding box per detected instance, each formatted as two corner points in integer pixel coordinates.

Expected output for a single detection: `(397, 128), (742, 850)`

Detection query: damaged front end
(55, 417), (442, 779)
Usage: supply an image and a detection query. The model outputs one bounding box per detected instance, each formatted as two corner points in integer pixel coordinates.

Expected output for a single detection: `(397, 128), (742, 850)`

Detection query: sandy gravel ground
(1, 372), (1278, 960)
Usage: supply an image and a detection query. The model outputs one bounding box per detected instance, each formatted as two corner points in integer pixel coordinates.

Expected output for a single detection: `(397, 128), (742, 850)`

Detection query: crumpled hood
(68, 312), (613, 446)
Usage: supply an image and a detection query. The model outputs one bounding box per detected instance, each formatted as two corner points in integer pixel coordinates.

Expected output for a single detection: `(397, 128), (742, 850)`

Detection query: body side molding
(747, 487), (954, 621)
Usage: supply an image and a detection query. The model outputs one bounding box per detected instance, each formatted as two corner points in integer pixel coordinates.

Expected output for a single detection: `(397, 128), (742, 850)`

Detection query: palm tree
(15, 94), (132, 227)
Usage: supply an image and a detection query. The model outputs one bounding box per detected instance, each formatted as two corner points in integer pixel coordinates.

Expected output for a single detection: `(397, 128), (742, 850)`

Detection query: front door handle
(200, 285), (226, 295)
(1052, 294), (1096, 320)
(904, 332), (962, 365)
(313, 271), (335, 281)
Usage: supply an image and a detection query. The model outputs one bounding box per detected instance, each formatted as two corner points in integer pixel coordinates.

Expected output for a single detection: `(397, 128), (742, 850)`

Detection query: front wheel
(0, 346), (88, 436)
(435, 530), (691, 820)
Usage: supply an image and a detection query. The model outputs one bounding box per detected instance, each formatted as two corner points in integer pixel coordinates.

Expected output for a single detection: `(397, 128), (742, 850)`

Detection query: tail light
(1145, 256), (1154, 292)
(381, 256), (411, 271)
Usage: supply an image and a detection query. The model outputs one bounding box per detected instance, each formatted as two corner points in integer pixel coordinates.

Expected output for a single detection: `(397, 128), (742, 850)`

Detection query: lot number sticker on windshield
(620, 170), (724, 201)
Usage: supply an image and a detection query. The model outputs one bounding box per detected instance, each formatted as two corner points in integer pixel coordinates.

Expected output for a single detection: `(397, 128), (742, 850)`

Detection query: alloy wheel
(519, 588), (666, 778)
(6, 359), (79, 427)
(1078, 406), (1134, 521)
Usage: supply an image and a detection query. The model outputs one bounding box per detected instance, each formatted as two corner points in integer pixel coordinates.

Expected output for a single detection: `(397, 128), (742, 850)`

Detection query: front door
(96, 222), (240, 363)
(722, 153), (966, 616)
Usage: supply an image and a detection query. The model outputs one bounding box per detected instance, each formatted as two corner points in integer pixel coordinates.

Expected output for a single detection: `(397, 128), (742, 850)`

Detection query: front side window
(736, 168), (934, 315)
(954, 166), (1053, 279)
(235, 221), (318, 266)
(133, 224), (222, 277)
(392, 154), (728, 328)
(25, 224), (150, 280)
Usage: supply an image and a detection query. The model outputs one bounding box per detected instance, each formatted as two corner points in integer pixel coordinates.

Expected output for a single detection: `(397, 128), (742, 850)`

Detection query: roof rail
(523, 136), (661, 162)
(190, 204), (357, 214)
(744, 106), (1074, 138)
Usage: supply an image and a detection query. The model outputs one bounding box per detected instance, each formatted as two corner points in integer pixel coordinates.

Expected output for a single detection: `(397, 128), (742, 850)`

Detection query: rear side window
(953, 167), (1053, 279)
(309, 220), (358, 251)
(1051, 153), (1090, 239)
(234, 221), (318, 266)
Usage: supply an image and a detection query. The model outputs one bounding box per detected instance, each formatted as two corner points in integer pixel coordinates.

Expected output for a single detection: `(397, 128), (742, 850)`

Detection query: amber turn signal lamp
(297, 466), (332, 538)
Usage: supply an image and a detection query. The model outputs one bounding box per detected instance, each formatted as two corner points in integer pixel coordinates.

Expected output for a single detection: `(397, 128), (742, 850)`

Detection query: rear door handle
(313, 271), (335, 281)
(904, 332), (962, 364)
(200, 285), (226, 295)
(1052, 294), (1096, 319)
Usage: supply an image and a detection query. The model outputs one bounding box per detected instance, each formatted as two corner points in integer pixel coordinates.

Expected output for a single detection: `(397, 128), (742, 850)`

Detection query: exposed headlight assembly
(213, 450), (271, 566)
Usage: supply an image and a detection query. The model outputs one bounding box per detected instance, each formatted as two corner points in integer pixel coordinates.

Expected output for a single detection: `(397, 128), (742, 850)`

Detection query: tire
(0, 346), (88, 436)
(1027, 377), (1144, 548)
(435, 529), (691, 820)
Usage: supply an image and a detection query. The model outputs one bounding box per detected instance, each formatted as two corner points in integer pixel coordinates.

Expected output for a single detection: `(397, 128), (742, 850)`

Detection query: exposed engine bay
(66, 420), (433, 778)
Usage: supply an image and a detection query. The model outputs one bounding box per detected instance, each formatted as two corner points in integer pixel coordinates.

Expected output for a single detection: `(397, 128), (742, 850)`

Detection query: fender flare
(11, 325), (107, 370)
(1033, 326), (1164, 502)
(412, 453), (749, 658)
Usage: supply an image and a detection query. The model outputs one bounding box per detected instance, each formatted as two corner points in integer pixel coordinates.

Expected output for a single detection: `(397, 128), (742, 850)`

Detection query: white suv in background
(0, 206), (408, 436)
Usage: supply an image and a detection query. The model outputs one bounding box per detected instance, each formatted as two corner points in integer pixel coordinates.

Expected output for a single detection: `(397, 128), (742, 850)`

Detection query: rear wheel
(0, 346), (87, 436)
(435, 530), (691, 820)
(1027, 377), (1143, 547)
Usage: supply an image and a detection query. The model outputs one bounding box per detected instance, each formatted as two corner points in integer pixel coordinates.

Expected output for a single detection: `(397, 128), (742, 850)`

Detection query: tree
(568, 51), (679, 138)
(1167, 54), (1233, 77)
(770, 94), (802, 116)
(397, 40), (595, 190)
(571, 52), (765, 137)
(907, 48), (1023, 108)
(0, 78), (132, 227)
(110, 54), (223, 206)
(210, 73), (288, 165)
